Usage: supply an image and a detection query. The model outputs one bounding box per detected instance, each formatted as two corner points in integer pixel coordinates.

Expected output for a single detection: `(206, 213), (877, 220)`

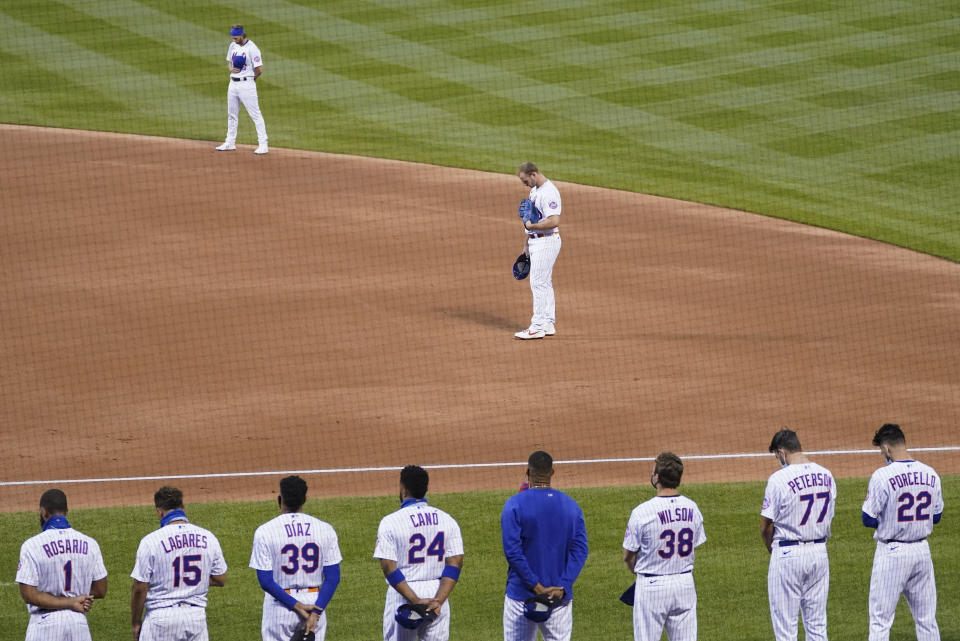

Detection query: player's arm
(500, 505), (540, 591)
(524, 214), (559, 232)
(760, 517), (775, 553)
(254, 65), (262, 80)
(18, 583), (92, 612)
(209, 573), (226, 587)
(91, 577), (108, 599)
(623, 547), (638, 572)
(130, 580), (149, 639)
(424, 554), (463, 613)
(378, 558), (425, 604)
(557, 508), (589, 597)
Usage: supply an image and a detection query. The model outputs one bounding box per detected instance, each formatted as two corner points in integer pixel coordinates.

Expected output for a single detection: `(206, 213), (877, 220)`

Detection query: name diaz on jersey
(41, 538), (90, 558)
(658, 508), (696, 524)
(161, 533), (209, 554)
(787, 472), (833, 494)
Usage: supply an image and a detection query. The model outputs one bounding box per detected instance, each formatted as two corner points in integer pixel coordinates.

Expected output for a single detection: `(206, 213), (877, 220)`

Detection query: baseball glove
(523, 593), (563, 622)
(513, 253), (530, 280)
(395, 603), (438, 630)
(288, 622), (315, 641)
(518, 198), (542, 226)
(232, 54), (247, 69)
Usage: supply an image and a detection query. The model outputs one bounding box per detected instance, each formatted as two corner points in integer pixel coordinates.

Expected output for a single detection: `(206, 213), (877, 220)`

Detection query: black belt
(231, 77), (253, 82)
(528, 232), (556, 239)
(778, 538), (826, 547)
(641, 570), (692, 577)
(881, 538), (926, 544)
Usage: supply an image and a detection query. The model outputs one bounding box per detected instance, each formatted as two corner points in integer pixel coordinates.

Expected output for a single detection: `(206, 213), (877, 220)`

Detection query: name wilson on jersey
(888, 471), (937, 491)
(161, 533), (209, 554)
(787, 472), (833, 494)
(41, 538), (90, 558)
(658, 508), (697, 524)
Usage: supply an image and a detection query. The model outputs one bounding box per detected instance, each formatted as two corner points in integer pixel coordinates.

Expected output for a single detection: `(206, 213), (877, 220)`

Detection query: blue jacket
(501, 487), (589, 601)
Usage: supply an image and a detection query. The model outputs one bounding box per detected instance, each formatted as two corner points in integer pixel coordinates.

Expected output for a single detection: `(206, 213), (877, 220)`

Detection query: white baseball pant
(528, 234), (561, 331)
(869, 540), (939, 641)
(767, 543), (829, 641)
(632, 573), (697, 641)
(140, 604), (208, 641)
(503, 596), (572, 641)
(260, 589), (328, 641)
(25, 610), (92, 641)
(383, 579), (450, 641)
(225, 80), (267, 147)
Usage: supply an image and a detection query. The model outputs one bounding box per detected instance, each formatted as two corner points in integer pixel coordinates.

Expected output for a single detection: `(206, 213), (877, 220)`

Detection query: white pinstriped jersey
(862, 460), (942, 542)
(623, 495), (706, 575)
(131, 521), (227, 610)
(527, 180), (561, 235)
(227, 39), (262, 79)
(374, 500), (463, 582)
(17, 526), (107, 614)
(761, 462), (836, 542)
(249, 513), (342, 588)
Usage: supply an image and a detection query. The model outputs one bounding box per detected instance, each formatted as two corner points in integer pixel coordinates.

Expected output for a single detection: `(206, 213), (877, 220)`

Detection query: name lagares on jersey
(161, 532), (209, 554)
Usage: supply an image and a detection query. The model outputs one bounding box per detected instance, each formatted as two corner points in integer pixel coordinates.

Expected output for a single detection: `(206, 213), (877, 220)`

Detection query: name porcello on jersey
(888, 471), (937, 491)
(787, 472), (833, 494)
(409, 512), (440, 527)
(658, 507), (696, 524)
(161, 533), (209, 554)
(42, 538), (90, 558)
(285, 522), (312, 537)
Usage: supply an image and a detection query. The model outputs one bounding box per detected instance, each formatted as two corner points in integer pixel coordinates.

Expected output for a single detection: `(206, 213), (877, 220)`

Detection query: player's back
(867, 459), (942, 542)
(18, 527), (105, 613)
(764, 462), (836, 543)
(627, 495), (705, 576)
(132, 521), (225, 609)
(375, 500), (462, 582)
(251, 512), (340, 589)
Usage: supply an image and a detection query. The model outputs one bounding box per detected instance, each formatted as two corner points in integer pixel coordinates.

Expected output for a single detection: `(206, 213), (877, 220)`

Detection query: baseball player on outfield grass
(622, 452), (706, 641)
(501, 450), (588, 641)
(216, 24), (268, 154)
(514, 162), (562, 340)
(250, 475), (342, 641)
(374, 465), (464, 641)
(862, 423), (943, 641)
(130, 486), (227, 641)
(761, 429), (836, 641)
(16, 489), (108, 641)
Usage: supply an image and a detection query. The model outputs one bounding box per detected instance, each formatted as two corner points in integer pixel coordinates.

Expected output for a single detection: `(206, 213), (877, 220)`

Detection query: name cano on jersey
(285, 523), (312, 537)
(161, 533), (209, 554)
(409, 511), (439, 527)
(42, 538), (90, 558)
(658, 508), (696, 524)
(888, 471), (937, 491)
(787, 472), (832, 494)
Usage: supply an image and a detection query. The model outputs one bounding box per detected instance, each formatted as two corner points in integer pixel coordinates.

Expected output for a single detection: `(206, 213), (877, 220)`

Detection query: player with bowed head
(501, 450), (588, 641)
(216, 24), (269, 154)
(622, 452), (706, 641)
(862, 423), (943, 641)
(374, 465), (464, 641)
(250, 475), (342, 641)
(514, 162), (562, 340)
(760, 429), (836, 641)
(16, 489), (108, 641)
(130, 486), (227, 641)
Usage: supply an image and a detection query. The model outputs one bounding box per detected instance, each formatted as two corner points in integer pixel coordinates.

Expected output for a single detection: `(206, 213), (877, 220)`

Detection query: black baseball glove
(513, 253), (530, 280)
(288, 622), (315, 641)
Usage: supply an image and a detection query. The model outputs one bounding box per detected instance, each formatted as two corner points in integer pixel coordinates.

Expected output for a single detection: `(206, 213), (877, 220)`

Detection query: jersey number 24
(408, 532), (445, 564)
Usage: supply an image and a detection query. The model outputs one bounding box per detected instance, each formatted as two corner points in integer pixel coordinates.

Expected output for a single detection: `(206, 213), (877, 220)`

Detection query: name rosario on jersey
(658, 507), (696, 524)
(787, 472), (832, 494)
(161, 533), (209, 554)
(41, 538), (90, 558)
(887, 471), (937, 492)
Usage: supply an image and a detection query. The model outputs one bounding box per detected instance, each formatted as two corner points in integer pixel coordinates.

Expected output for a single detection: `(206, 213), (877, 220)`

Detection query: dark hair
(769, 429), (802, 453)
(154, 486), (184, 511)
(400, 465), (429, 499)
(39, 489), (68, 513)
(280, 475), (308, 511)
(655, 452), (683, 489)
(528, 450), (553, 476)
(873, 423), (906, 447)
(517, 161), (539, 176)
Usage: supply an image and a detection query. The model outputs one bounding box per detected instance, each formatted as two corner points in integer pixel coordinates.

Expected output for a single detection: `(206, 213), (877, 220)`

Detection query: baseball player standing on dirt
(501, 450), (588, 641)
(760, 429), (836, 641)
(374, 465), (464, 641)
(514, 162), (562, 340)
(216, 24), (269, 154)
(250, 475), (342, 641)
(622, 452), (705, 641)
(16, 489), (108, 641)
(130, 486), (227, 641)
(862, 423), (943, 641)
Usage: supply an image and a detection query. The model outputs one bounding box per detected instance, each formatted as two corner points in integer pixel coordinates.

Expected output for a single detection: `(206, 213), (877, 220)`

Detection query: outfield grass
(1, 477), (957, 640)
(0, 0), (957, 260)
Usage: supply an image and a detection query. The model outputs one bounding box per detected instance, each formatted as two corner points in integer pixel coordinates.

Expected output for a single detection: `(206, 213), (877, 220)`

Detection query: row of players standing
(16, 423), (944, 641)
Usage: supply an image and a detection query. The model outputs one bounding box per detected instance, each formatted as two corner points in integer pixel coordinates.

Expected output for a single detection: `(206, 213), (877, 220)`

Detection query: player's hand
(543, 586), (565, 601)
(292, 601), (314, 621)
(304, 610), (320, 633)
(68, 595), (92, 613)
(131, 623), (142, 641)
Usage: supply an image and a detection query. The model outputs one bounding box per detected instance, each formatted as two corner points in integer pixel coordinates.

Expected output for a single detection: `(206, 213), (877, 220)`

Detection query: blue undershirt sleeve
(501, 502), (539, 590)
(560, 507), (589, 593)
(315, 564), (340, 610)
(861, 511), (879, 529)
(256, 569), (298, 610)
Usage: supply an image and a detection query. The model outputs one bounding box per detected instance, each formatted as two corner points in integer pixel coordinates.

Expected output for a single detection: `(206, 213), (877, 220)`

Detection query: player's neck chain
(528, 482), (551, 489)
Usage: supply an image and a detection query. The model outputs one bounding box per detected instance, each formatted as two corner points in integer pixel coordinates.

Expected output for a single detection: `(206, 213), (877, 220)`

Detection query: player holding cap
(250, 475), (342, 641)
(16, 489), (108, 641)
(862, 423), (943, 641)
(374, 465), (464, 641)
(216, 24), (269, 154)
(622, 452), (706, 641)
(130, 486), (227, 641)
(760, 429), (836, 641)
